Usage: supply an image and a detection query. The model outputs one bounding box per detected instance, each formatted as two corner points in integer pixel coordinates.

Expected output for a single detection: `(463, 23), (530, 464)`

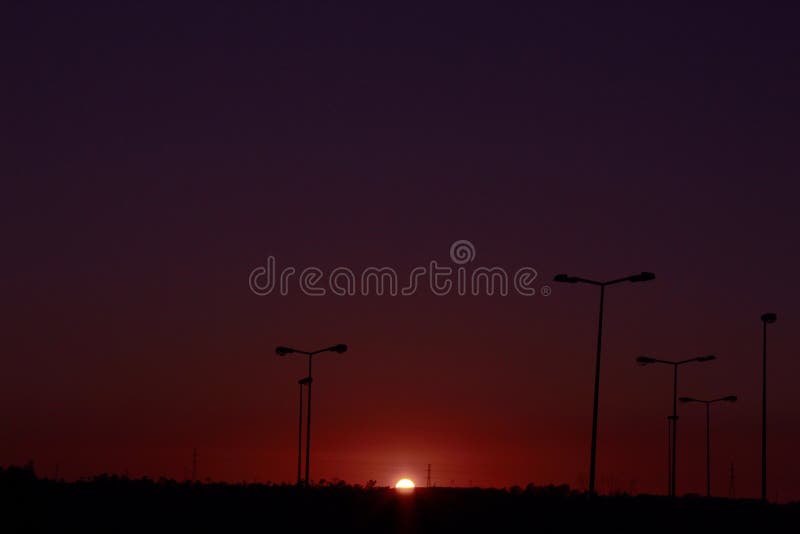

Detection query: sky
(2, 3), (799, 500)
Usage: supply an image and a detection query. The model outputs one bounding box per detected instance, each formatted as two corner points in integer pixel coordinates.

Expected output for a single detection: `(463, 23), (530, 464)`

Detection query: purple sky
(2, 3), (799, 500)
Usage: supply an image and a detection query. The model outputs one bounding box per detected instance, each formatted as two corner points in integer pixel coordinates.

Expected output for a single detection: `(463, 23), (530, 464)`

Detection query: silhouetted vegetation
(2, 465), (796, 532)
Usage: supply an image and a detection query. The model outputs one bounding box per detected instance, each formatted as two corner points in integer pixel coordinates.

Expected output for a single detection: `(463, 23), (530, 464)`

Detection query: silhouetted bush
(1, 465), (797, 532)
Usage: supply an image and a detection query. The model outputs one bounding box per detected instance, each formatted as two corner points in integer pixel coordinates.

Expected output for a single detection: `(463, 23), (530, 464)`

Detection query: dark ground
(2, 466), (797, 532)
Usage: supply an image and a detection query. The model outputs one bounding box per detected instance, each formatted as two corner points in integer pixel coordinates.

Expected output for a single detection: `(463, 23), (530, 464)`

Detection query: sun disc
(395, 478), (415, 490)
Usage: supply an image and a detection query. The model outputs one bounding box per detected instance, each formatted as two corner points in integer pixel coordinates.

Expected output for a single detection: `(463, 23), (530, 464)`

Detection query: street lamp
(679, 395), (737, 497)
(553, 271), (655, 494)
(276, 344), (348, 486)
(637, 354), (716, 497)
(760, 312), (776, 501)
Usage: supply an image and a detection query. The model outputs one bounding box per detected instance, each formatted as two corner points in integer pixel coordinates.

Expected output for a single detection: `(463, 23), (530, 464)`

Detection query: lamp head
(761, 313), (777, 324)
(722, 395), (738, 402)
(636, 356), (657, 365)
(629, 271), (656, 283)
(695, 354), (716, 362)
(553, 274), (578, 284)
(330, 344), (348, 354)
(679, 397), (696, 403)
(276, 346), (295, 356)
(299, 376), (312, 385)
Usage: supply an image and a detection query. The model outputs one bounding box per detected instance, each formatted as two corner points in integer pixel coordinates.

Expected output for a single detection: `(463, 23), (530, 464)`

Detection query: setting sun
(395, 478), (415, 490)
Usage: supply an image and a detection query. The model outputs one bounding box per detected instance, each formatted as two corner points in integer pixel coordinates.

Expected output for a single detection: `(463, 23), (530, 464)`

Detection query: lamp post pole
(297, 377), (311, 486)
(305, 354), (313, 487)
(637, 354), (716, 497)
(298, 379), (303, 485)
(680, 395), (737, 497)
(760, 312), (776, 501)
(589, 284), (604, 497)
(554, 271), (655, 494)
(706, 401), (710, 497)
(276, 344), (348, 486)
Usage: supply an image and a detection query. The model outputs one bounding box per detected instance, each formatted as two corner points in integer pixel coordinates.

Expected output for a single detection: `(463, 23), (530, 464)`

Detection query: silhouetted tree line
(1, 465), (796, 532)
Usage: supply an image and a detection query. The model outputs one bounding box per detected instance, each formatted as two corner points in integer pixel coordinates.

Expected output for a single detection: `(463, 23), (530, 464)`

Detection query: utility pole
(192, 448), (197, 482)
(426, 464), (431, 488)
